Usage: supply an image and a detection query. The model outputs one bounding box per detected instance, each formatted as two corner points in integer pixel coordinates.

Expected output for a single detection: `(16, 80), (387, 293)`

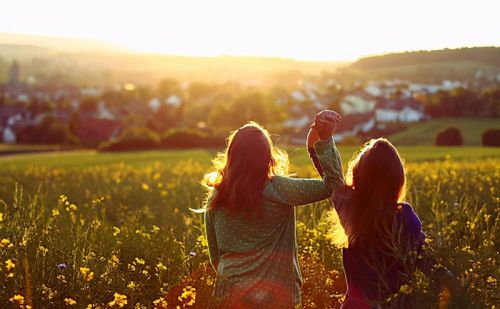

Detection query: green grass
(0, 146), (498, 307)
(1, 146), (499, 172)
(389, 118), (500, 146)
(0, 143), (64, 152)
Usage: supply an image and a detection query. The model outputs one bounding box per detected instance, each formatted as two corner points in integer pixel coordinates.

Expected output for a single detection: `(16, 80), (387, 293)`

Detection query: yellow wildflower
(9, 294), (25, 305)
(113, 227), (121, 236)
(51, 209), (60, 217)
(110, 254), (120, 267)
(178, 286), (196, 307)
(142, 183), (150, 191)
(59, 195), (68, 203)
(399, 284), (413, 295)
(66, 204), (77, 212)
(0, 212), (3, 221)
(64, 298), (77, 306)
(153, 297), (168, 308)
(80, 267), (94, 281)
(39, 246), (48, 256)
(152, 225), (160, 233)
(5, 259), (15, 271)
(108, 293), (127, 308)
(127, 281), (136, 289)
(1, 238), (14, 248)
(135, 257), (145, 265)
(156, 262), (167, 271)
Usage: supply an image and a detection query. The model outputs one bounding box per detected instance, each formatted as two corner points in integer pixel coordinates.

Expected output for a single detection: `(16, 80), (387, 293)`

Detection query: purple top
(308, 146), (426, 307)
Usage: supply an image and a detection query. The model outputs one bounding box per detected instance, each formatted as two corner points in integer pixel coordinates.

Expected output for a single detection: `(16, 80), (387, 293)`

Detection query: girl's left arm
(417, 242), (461, 293)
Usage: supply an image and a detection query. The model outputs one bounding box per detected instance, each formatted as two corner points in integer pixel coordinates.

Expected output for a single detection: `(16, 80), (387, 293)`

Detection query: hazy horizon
(1, 31), (498, 64)
(2, 0), (499, 61)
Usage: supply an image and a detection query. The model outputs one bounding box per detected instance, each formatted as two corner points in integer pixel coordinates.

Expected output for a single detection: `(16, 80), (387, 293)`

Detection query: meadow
(0, 145), (498, 308)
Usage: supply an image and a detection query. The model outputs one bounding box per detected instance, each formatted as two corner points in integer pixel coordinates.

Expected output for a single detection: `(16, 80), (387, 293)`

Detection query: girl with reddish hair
(200, 112), (343, 308)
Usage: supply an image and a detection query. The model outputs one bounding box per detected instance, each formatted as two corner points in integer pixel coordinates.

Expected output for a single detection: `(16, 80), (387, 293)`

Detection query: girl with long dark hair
(199, 113), (343, 308)
(307, 135), (460, 308)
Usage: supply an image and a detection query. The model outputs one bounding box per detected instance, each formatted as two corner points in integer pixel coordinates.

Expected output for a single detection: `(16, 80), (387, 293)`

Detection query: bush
(99, 127), (160, 151)
(481, 129), (500, 147)
(161, 129), (225, 149)
(17, 116), (78, 145)
(435, 127), (463, 146)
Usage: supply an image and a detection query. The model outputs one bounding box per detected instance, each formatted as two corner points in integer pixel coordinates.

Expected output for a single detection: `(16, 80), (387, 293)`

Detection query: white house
(375, 107), (424, 123)
(334, 118), (375, 142)
(291, 90), (306, 102)
(340, 95), (375, 115)
(98, 101), (115, 120)
(283, 115), (310, 129)
(375, 109), (400, 122)
(364, 84), (382, 97)
(148, 98), (162, 112)
(166, 95), (182, 107)
(2, 127), (16, 143)
(80, 87), (103, 97)
(398, 106), (424, 122)
(408, 83), (441, 94)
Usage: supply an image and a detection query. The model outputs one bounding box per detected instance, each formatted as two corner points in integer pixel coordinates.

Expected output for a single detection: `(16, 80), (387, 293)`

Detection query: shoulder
(332, 185), (353, 211)
(267, 175), (301, 188)
(264, 175), (290, 195)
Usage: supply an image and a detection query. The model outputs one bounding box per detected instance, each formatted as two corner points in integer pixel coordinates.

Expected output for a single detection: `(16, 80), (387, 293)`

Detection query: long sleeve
(265, 139), (344, 206)
(204, 210), (219, 272)
(308, 146), (324, 177)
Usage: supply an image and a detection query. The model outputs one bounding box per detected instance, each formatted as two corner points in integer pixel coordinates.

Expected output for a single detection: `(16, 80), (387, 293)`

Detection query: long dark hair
(202, 122), (289, 216)
(333, 138), (406, 247)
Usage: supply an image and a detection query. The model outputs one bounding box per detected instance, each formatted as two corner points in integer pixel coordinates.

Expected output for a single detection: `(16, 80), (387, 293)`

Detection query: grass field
(389, 117), (500, 146)
(1, 145), (499, 169)
(0, 144), (65, 153)
(0, 146), (498, 308)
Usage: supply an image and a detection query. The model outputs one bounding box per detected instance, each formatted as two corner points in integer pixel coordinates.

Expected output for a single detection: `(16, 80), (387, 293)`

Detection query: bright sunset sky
(1, 0), (499, 60)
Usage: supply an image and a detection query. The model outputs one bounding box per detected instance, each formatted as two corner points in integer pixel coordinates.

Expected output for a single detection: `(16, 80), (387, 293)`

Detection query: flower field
(0, 146), (498, 308)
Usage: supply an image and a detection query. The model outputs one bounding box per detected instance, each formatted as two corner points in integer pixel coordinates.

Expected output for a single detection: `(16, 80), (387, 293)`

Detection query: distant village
(1, 60), (498, 146)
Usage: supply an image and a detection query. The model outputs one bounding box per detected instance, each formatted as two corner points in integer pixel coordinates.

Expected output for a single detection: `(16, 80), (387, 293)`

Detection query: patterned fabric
(204, 139), (344, 308)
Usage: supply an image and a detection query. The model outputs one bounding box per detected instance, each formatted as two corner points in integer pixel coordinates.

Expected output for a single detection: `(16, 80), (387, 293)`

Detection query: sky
(1, 0), (499, 61)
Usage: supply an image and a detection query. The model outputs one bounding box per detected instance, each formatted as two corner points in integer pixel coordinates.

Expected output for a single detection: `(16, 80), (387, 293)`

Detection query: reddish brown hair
(334, 138), (406, 246)
(202, 122), (289, 216)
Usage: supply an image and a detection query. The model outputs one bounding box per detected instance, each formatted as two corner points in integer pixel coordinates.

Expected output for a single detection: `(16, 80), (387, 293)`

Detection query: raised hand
(315, 110), (341, 124)
(311, 110), (341, 141)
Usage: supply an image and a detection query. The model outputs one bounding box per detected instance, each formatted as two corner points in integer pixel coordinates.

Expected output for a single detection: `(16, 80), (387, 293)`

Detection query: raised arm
(264, 111), (344, 206)
(307, 110), (343, 178)
(266, 140), (344, 206)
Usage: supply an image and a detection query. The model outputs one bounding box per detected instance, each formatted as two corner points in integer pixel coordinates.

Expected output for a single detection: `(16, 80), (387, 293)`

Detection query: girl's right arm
(203, 192), (220, 272)
(204, 210), (219, 272)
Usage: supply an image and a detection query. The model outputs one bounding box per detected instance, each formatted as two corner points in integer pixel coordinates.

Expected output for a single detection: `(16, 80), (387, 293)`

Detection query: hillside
(352, 47), (500, 69)
(0, 33), (343, 85)
(388, 117), (500, 146)
(344, 47), (500, 82)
